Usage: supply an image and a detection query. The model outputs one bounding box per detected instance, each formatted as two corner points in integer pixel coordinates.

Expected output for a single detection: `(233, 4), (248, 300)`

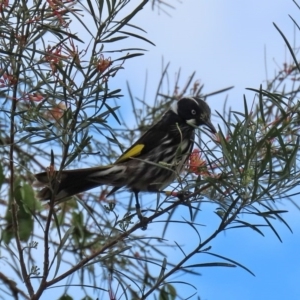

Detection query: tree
(0, 0), (299, 299)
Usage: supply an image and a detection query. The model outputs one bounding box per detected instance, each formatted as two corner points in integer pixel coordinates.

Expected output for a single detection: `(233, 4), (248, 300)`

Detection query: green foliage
(159, 284), (177, 300)
(0, 0), (300, 300)
(58, 295), (73, 300)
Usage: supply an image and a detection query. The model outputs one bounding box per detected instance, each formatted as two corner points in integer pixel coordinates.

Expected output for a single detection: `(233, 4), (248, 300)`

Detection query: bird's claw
(135, 203), (149, 230)
(164, 190), (192, 201)
(138, 216), (149, 230)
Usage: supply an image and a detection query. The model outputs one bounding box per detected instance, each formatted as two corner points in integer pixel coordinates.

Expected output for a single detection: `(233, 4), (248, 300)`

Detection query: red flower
(0, 0), (9, 12)
(96, 54), (112, 73)
(46, 102), (66, 120)
(20, 93), (44, 102)
(188, 148), (209, 176)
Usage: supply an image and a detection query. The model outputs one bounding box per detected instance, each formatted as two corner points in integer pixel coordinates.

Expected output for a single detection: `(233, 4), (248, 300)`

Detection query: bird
(35, 97), (216, 223)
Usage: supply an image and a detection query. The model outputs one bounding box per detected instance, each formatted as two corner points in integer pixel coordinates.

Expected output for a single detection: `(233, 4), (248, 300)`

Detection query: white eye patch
(186, 119), (196, 126)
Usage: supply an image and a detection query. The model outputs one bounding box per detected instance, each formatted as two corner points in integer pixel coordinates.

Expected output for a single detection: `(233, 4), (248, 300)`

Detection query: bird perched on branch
(35, 97), (216, 223)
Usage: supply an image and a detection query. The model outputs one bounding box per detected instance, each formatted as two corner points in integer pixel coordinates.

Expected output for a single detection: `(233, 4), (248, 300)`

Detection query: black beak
(204, 119), (216, 134)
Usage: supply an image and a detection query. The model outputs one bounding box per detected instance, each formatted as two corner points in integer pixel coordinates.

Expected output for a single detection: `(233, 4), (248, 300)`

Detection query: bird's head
(171, 97), (216, 134)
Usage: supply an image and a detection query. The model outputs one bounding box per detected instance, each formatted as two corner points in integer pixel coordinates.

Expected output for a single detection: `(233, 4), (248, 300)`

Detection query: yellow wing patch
(115, 144), (145, 163)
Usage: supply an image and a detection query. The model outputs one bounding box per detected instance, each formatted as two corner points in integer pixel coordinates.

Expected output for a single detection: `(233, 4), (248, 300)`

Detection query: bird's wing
(114, 143), (145, 163)
(114, 122), (171, 164)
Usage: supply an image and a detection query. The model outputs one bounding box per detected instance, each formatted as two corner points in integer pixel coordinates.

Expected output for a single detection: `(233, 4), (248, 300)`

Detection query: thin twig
(44, 183), (212, 288)
(0, 272), (30, 300)
(11, 201), (34, 296)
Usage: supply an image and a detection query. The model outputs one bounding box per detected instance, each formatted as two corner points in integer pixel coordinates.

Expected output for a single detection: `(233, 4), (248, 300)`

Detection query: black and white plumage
(35, 97), (216, 203)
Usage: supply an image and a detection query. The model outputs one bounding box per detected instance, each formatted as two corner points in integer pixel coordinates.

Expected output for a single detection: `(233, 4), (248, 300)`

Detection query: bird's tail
(35, 165), (119, 201)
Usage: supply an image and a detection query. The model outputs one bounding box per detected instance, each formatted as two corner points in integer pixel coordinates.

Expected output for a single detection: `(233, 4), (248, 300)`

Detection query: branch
(43, 183), (212, 288)
(11, 201), (34, 296)
(9, 33), (35, 297)
(0, 272), (30, 300)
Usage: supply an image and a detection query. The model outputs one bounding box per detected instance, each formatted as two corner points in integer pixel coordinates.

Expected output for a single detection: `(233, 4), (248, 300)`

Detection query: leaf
(21, 183), (42, 212)
(202, 252), (255, 276)
(7, 182), (35, 242)
(228, 220), (265, 236)
(157, 257), (167, 282)
(118, 30), (155, 46)
(29, 136), (61, 145)
(0, 162), (5, 189)
(51, 226), (74, 278)
(58, 295), (73, 300)
(183, 262), (236, 268)
(273, 22), (300, 72)
(159, 283), (177, 300)
(114, 53), (144, 61)
(101, 35), (128, 43)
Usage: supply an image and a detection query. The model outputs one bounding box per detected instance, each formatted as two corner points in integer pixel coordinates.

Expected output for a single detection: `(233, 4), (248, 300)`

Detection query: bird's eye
(191, 109), (197, 115)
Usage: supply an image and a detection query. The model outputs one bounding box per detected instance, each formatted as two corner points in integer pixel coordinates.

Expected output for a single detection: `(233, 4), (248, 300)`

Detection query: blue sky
(107, 1), (300, 299)
(7, 1), (298, 299)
